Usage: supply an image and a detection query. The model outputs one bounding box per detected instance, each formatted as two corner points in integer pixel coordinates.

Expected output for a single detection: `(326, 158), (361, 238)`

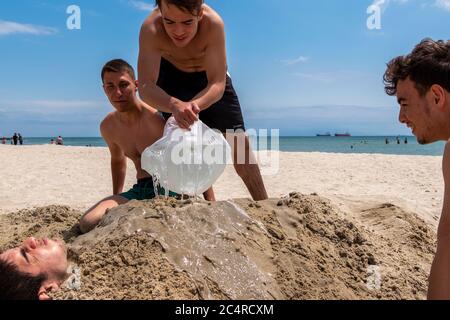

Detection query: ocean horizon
(2, 136), (446, 156)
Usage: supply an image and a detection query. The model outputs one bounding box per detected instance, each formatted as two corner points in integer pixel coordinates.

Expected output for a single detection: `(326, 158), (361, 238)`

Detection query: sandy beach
(0, 144), (444, 299)
(0, 144), (443, 227)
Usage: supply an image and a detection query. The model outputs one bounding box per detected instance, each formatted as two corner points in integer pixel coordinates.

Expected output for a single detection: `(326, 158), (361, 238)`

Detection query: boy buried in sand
(384, 38), (450, 300)
(0, 237), (69, 300)
(79, 59), (188, 234)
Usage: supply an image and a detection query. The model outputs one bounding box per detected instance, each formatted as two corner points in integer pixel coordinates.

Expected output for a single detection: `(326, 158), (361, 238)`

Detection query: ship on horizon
(316, 132), (331, 137)
(334, 132), (351, 137)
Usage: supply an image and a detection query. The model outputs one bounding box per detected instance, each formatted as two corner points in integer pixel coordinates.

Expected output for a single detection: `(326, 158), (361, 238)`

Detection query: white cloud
(370, 0), (409, 12)
(29, 100), (103, 108)
(0, 100), (106, 114)
(293, 72), (334, 83)
(0, 20), (57, 36)
(435, 0), (450, 11)
(281, 56), (309, 66)
(129, 0), (154, 11)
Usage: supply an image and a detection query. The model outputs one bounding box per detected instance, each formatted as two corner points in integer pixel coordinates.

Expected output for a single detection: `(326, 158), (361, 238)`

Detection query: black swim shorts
(156, 57), (246, 133)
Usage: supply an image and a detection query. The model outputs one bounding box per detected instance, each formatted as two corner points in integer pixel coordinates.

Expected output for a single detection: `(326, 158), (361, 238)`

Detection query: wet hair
(384, 38), (450, 96)
(0, 258), (47, 300)
(156, 0), (204, 15)
(101, 59), (136, 83)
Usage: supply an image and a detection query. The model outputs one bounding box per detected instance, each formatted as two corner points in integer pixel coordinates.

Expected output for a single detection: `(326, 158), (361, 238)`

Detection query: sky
(0, 0), (449, 137)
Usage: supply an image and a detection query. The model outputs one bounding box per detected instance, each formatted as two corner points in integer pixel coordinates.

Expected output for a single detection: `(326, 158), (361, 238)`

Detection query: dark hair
(0, 258), (47, 300)
(101, 59), (136, 83)
(156, 0), (204, 15)
(384, 38), (450, 96)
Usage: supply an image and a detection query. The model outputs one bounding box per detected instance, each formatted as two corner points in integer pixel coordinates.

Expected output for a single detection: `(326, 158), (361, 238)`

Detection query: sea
(10, 136), (446, 156)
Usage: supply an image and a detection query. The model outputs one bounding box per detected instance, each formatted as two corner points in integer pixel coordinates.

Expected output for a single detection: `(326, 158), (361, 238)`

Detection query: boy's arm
(428, 142), (450, 299)
(191, 18), (227, 111)
(100, 121), (127, 195)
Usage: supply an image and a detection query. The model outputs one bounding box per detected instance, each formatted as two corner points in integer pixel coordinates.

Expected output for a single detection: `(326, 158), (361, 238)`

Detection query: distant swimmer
(384, 38), (450, 300)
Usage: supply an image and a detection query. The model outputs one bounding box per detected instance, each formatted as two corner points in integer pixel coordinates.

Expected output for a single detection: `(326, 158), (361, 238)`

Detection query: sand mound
(0, 206), (81, 251)
(0, 193), (436, 300)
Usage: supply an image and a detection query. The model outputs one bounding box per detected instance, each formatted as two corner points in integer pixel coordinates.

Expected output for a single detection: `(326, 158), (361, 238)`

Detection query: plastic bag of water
(141, 117), (231, 196)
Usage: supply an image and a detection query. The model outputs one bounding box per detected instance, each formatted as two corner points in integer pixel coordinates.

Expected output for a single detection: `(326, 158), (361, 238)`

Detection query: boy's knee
(79, 213), (100, 234)
(79, 217), (92, 234)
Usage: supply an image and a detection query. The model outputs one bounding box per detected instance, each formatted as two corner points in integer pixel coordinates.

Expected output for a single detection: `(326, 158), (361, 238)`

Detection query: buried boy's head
(384, 38), (450, 145)
(0, 237), (68, 300)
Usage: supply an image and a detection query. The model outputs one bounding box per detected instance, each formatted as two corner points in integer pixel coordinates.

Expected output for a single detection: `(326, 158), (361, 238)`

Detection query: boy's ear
(431, 84), (445, 108)
(38, 281), (59, 300)
(197, 7), (204, 20)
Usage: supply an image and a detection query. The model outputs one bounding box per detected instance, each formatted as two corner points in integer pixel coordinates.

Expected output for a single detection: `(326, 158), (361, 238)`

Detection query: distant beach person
(50, 139), (55, 145)
(56, 136), (63, 146)
(12, 133), (18, 146)
(404, 137), (408, 144)
(1, 137), (6, 144)
(385, 138), (389, 144)
(79, 59), (181, 233)
(384, 38), (450, 300)
(0, 237), (69, 300)
(396, 137), (400, 144)
(18, 134), (23, 145)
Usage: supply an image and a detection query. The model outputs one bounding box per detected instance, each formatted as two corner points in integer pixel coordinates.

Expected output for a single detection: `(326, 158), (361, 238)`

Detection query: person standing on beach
(384, 38), (450, 300)
(79, 59), (179, 234)
(1, 137), (6, 145)
(138, 0), (268, 201)
(18, 134), (23, 146)
(56, 136), (63, 146)
(12, 133), (18, 146)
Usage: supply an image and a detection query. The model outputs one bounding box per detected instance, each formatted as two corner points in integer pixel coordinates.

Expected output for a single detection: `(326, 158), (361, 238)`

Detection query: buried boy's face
(396, 78), (442, 145)
(0, 237), (68, 282)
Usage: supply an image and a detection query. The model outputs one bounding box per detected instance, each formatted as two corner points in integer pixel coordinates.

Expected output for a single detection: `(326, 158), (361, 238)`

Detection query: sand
(0, 145), (443, 300)
(0, 194), (435, 300)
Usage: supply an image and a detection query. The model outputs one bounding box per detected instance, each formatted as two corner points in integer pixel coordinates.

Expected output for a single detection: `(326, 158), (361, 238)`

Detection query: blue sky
(0, 0), (449, 137)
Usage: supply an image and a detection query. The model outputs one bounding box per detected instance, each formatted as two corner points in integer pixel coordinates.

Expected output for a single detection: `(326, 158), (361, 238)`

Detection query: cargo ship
(335, 132), (351, 137)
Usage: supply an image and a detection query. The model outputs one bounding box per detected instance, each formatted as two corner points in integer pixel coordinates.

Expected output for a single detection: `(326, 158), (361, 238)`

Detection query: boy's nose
(24, 237), (37, 250)
(398, 109), (407, 124)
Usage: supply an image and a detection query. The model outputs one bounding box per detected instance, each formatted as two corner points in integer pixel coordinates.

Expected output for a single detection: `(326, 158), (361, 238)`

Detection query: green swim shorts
(120, 177), (179, 201)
